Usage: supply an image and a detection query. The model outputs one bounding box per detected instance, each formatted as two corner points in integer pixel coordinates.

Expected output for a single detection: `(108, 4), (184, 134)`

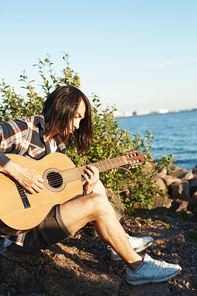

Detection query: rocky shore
(154, 164), (197, 216)
(0, 164), (197, 296)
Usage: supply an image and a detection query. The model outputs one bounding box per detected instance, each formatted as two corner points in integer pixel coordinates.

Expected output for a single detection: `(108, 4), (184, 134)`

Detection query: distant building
(113, 111), (123, 118)
(113, 110), (133, 117)
(158, 108), (168, 114)
(134, 110), (151, 116)
(124, 111), (133, 117)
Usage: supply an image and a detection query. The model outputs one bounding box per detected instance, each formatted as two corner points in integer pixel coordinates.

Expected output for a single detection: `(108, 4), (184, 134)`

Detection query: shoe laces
(147, 258), (166, 268)
(129, 236), (140, 241)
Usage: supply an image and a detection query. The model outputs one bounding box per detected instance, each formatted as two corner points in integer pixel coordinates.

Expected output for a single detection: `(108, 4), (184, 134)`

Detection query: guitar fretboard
(62, 156), (127, 183)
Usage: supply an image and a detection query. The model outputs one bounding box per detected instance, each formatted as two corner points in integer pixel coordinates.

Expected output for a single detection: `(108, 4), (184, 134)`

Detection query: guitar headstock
(125, 151), (145, 168)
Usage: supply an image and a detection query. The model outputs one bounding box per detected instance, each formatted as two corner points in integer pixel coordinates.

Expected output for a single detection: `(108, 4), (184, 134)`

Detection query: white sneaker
(126, 253), (182, 285)
(108, 234), (153, 261)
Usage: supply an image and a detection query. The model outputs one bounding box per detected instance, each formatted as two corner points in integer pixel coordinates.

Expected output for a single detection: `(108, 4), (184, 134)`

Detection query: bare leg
(60, 185), (142, 269)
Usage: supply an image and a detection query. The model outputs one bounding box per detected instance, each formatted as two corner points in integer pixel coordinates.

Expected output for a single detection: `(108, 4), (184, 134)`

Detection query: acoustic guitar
(0, 151), (144, 235)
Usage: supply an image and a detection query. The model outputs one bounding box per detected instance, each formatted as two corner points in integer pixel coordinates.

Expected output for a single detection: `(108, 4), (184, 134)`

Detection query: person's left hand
(83, 165), (99, 195)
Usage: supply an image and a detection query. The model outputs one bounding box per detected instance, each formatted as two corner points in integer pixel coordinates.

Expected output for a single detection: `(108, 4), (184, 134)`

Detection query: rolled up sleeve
(0, 121), (24, 170)
(0, 151), (11, 171)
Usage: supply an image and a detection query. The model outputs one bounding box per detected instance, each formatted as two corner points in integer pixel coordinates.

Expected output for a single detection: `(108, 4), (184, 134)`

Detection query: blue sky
(1, 0), (197, 112)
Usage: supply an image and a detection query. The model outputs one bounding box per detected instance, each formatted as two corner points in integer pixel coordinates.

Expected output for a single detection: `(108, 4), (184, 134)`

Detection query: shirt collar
(33, 115), (67, 154)
(34, 115), (45, 130)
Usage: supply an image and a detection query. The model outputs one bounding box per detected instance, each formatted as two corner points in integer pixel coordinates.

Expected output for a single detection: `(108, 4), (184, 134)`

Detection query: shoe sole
(126, 269), (181, 285)
(111, 239), (154, 261)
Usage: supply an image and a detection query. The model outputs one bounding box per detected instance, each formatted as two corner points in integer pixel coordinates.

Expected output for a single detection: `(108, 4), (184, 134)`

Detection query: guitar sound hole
(46, 172), (63, 188)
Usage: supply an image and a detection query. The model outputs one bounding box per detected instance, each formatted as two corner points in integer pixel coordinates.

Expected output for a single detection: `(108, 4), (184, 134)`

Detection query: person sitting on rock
(0, 86), (182, 285)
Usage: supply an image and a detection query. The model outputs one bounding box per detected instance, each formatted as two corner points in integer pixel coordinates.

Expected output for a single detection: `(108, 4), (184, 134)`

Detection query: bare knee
(90, 193), (115, 217)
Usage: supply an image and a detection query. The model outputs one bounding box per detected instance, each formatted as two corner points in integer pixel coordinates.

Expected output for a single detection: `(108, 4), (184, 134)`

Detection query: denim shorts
(8, 205), (71, 253)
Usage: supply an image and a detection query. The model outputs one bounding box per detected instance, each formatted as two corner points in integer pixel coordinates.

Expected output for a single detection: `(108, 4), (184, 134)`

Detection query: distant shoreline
(114, 108), (197, 118)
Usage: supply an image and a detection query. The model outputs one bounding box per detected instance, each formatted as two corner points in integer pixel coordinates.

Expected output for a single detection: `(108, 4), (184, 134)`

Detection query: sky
(1, 0), (197, 113)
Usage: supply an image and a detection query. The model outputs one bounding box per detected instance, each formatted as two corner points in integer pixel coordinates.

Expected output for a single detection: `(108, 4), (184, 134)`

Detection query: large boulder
(187, 192), (197, 215)
(155, 177), (167, 190)
(134, 175), (173, 211)
(171, 181), (190, 201)
(169, 166), (190, 178)
(157, 173), (182, 186)
(189, 178), (197, 196)
(153, 177), (172, 208)
(152, 194), (172, 209)
(192, 164), (197, 175)
(177, 171), (194, 182)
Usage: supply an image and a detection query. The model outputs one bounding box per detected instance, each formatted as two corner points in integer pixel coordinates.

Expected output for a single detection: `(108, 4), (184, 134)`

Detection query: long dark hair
(42, 86), (93, 154)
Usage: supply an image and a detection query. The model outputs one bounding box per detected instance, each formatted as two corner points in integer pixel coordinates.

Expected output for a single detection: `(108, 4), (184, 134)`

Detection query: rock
(158, 173), (182, 186)
(189, 178), (197, 196)
(187, 192), (197, 215)
(160, 167), (168, 175)
(155, 177), (167, 191)
(152, 194), (172, 209)
(175, 200), (189, 212)
(168, 233), (185, 245)
(192, 164), (197, 174)
(168, 200), (181, 213)
(178, 171), (194, 181)
(154, 177), (173, 207)
(133, 176), (172, 211)
(169, 166), (190, 178)
(171, 182), (190, 201)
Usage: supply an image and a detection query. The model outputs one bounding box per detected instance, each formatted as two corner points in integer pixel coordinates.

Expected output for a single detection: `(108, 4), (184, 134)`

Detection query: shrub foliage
(0, 54), (175, 214)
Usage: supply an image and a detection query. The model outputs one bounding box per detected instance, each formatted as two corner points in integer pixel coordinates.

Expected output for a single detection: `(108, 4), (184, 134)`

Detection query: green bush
(0, 54), (176, 214)
(0, 53), (81, 122)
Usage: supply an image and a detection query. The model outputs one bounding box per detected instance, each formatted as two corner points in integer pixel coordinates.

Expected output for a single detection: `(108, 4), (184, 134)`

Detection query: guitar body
(0, 150), (144, 235)
(0, 153), (82, 234)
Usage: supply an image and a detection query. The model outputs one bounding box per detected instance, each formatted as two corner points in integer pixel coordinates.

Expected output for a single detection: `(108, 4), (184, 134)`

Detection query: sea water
(116, 110), (197, 171)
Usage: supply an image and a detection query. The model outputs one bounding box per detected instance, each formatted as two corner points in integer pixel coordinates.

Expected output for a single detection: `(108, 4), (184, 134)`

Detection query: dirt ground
(0, 206), (197, 296)
(65, 210), (197, 296)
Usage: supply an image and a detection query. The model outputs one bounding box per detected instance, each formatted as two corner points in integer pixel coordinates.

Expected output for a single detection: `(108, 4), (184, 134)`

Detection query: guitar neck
(62, 155), (128, 183)
(83, 155), (128, 173)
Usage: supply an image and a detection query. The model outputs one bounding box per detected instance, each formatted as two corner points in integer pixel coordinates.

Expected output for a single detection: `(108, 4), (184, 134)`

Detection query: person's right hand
(2, 161), (45, 194)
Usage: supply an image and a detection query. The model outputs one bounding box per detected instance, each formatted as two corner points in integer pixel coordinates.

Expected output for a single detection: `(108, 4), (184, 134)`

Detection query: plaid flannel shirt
(0, 115), (66, 246)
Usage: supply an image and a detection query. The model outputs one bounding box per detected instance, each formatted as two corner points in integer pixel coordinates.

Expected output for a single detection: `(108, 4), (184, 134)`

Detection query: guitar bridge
(16, 182), (31, 209)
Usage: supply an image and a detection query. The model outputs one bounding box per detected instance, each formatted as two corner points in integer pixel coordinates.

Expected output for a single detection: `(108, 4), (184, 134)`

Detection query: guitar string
(45, 155), (142, 186)
(46, 158), (138, 185)
(46, 158), (124, 184)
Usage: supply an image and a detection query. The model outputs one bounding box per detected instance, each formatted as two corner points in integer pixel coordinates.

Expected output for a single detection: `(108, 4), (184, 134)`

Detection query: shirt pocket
(26, 144), (46, 160)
